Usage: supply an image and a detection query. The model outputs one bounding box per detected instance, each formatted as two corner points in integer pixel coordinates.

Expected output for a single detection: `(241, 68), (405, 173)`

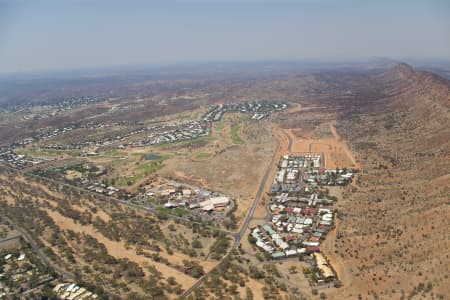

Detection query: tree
(182, 260), (204, 278)
(167, 276), (177, 286)
(192, 239), (203, 249)
(168, 224), (176, 232)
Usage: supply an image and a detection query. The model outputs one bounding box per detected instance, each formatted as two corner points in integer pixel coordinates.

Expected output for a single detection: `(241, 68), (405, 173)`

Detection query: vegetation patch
(16, 148), (81, 158)
(195, 152), (213, 159)
(216, 121), (226, 131)
(95, 149), (127, 158)
(153, 135), (213, 149)
(156, 207), (190, 217)
(117, 155), (169, 186)
(117, 174), (143, 186)
(208, 233), (231, 260)
(137, 160), (165, 174)
(231, 125), (245, 144)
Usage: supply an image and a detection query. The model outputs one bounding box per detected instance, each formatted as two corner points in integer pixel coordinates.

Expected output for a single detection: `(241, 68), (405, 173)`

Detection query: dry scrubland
(0, 63), (449, 300)
(0, 168), (229, 299)
(191, 64), (449, 300)
(278, 122), (358, 170)
(160, 113), (277, 225)
(326, 65), (450, 300)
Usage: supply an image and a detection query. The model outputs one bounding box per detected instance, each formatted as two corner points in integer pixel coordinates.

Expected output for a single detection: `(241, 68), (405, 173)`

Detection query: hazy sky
(0, 0), (449, 73)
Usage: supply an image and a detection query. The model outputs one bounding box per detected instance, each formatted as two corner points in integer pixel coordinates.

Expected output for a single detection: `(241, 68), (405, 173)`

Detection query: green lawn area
(117, 157), (168, 187)
(94, 150), (127, 158)
(195, 152), (213, 159)
(46, 128), (87, 143)
(153, 135), (214, 149)
(215, 121), (226, 131)
(230, 125), (245, 144)
(16, 148), (81, 158)
(137, 161), (165, 174)
(117, 174), (144, 186)
(110, 158), (130, 166)
(131, 152), (146, 156)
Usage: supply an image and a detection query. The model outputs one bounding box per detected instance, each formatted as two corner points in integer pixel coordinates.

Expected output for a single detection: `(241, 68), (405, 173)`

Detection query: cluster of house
(93, 123), (178, 148)
(150, 182), (231, 212)
(18, 120), (208, 151)
(15, 118), (207, 153)
(249, 154), (349, 283)
(33, 163), (132, 199)
(273, 155), (354, 189)
(3, 252), (26, 262)
(0, 248), (54, 298)
(53, 283), (98, 300)
(277, 155), (321, 181)
(202, 101), (287, 123)
(0, 149), (44, 169)
(42, 95), (103, 110)
(11, 121), (124, 149)
(130, 120), (209, 147)
(271, 193), (334, 206)
(69, 174), (131, 199)
(86, 182), (124, 197)
(5, 96), (102, 113)
(43, 142), (93, 151)
(304, 169), (354, 186)
(252, 200), (336, 282)
(8, 101), (288, 166)
(13, 100), (285, 146)
(252, 204), (334, 254)
(127, 101), (287, 148)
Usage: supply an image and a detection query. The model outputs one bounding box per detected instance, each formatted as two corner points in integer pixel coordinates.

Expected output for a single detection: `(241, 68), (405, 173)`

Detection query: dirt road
(320, 218), (351, 286)
(328, 121), (361, 169)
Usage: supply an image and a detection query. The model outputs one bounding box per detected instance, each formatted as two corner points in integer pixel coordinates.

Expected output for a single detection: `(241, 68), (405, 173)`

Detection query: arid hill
(331, 64), (450, 300)
(1, 62), (448, 299)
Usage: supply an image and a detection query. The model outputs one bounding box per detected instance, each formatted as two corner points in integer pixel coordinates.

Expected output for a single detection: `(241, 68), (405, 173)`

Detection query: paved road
(2, 132), (282, 297)
(3, 216), (75, 280)
(182, 136), (281, 296)
(1, 164), (233, 237)
(233, 137), (280, 248)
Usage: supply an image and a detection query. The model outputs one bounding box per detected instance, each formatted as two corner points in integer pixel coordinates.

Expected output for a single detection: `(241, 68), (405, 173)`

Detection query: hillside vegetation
(331, 64), (450, 300)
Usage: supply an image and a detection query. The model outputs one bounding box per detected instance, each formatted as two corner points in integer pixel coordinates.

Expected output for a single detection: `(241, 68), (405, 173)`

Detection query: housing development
(251, 154), (354, 285)
(0, 60), (448, 300)
(0, 101), (292, 297)
(0, 101), (286, 170)
(0, 219), (99, 299)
